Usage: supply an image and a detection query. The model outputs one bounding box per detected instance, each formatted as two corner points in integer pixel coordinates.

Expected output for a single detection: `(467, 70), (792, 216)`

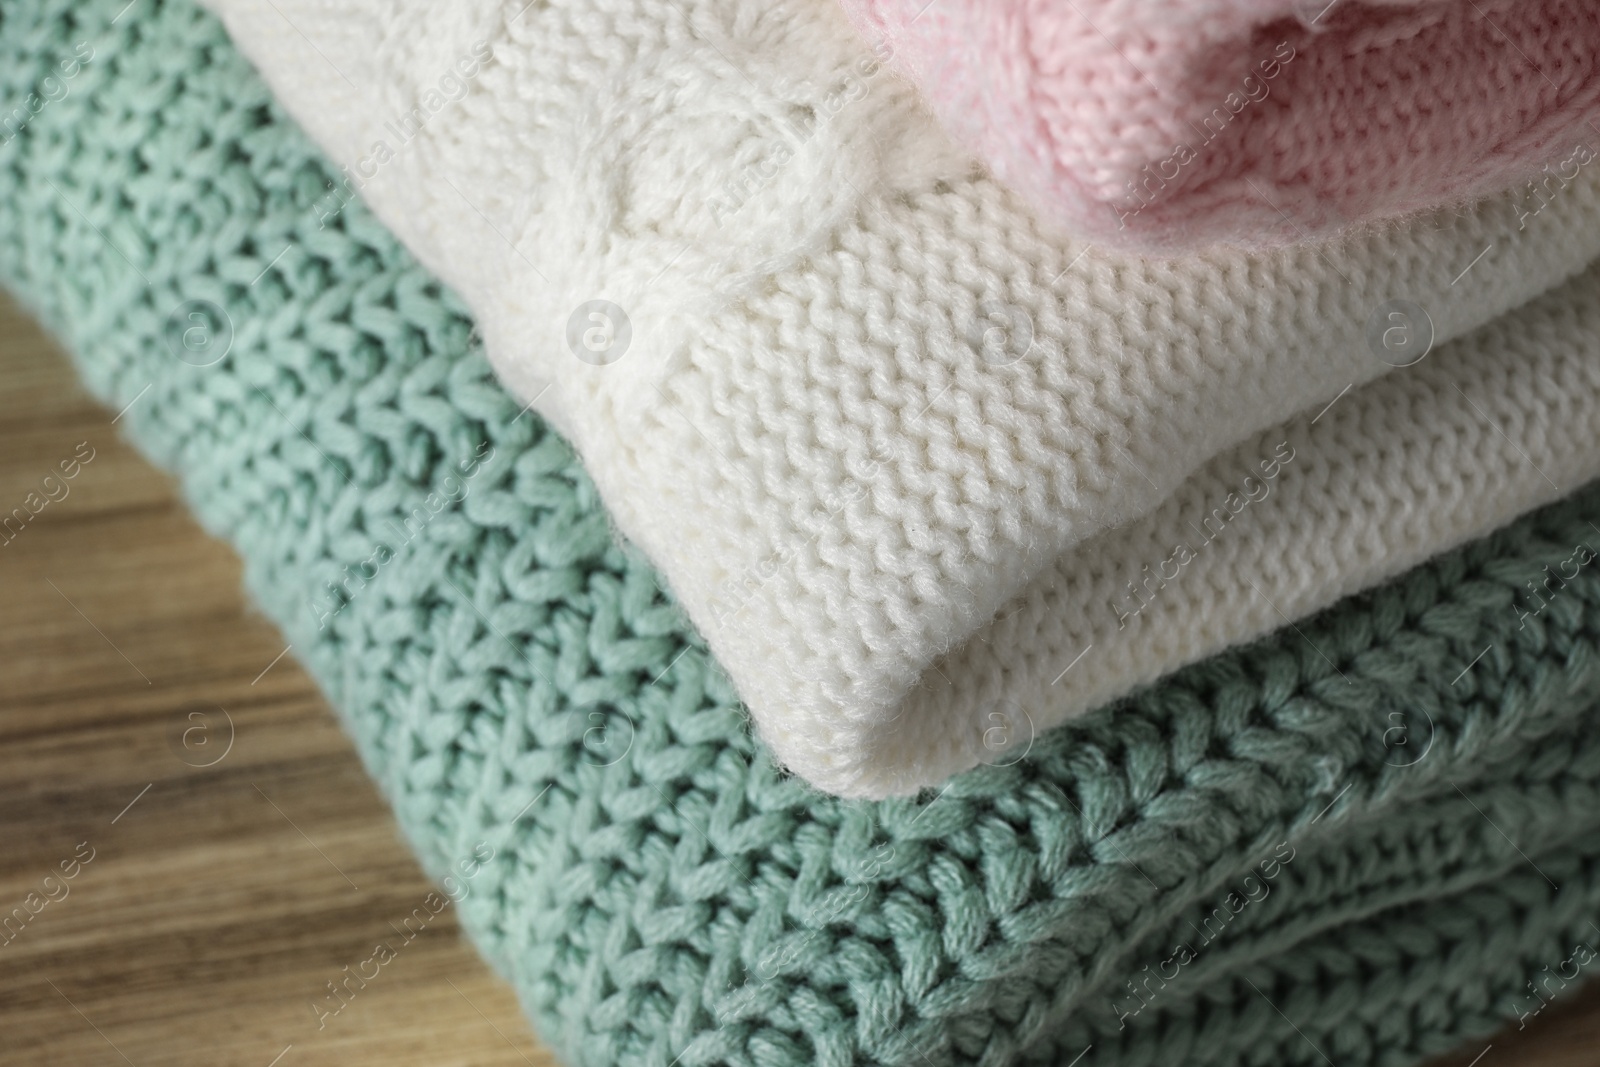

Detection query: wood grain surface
(0, 290), (1595, 1066)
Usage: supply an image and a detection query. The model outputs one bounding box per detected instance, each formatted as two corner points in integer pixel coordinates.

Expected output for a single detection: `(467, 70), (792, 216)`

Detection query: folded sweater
(9, 5), (1600, 1067)
(838, 0), (1600, 252)
(196, 0), (1600, 797)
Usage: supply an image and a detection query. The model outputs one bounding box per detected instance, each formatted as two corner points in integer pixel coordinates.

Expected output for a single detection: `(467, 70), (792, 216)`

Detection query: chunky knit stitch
(839, 0), (1600, 251)
(7, 4), (1600, 1067)
(198, 0), (1600, 797)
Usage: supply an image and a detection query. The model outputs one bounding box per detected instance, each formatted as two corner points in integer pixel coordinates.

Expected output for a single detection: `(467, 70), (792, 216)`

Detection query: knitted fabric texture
(837, 0), (1600, 252)
(8, 5), (1600, 1067)
(196, 0), (1600, 797)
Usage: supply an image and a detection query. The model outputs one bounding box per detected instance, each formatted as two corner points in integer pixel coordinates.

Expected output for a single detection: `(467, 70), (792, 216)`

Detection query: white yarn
(204, 0), (1600, 797)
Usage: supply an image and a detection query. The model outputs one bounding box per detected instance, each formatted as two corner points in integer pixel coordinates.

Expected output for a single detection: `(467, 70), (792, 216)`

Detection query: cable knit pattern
(9, 4), (1600, 1067)
(839, 0), (1600, 251)
(195, 0), (1600, 797)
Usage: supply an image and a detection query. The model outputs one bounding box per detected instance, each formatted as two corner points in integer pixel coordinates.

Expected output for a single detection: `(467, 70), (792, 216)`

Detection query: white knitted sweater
(204, 0), (1600, 797)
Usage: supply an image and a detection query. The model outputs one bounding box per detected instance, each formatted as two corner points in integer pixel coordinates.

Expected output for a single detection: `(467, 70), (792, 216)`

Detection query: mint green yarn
(5, 3), (1600, 1066)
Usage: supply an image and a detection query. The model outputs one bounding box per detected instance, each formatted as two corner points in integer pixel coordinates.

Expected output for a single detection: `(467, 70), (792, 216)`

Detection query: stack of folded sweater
(3, 0), (1600, 1064)
(183, 0), (1600, 800)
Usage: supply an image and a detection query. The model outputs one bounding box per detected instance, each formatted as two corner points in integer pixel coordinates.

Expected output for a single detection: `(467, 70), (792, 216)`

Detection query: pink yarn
(838, 0), (1600, 251)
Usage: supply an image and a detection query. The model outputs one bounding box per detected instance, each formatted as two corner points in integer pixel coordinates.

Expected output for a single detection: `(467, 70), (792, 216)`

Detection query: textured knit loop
(9, 3), (1600, 1067)
(197, 0), (1600, 798)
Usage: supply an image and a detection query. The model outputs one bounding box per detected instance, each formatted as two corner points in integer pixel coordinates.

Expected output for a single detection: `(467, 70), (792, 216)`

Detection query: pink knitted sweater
(839, 0), (1600, 251)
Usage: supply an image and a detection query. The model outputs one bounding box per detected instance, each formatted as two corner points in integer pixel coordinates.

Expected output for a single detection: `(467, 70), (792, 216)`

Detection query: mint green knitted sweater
(4, 2), (1600, 1066)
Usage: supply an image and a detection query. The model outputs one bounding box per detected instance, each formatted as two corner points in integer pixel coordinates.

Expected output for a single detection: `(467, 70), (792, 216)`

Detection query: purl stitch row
(5, 3), (1600, 1067)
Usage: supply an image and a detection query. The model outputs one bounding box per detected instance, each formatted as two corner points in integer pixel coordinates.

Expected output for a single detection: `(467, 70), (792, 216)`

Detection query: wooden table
(0, 291), (1594, 1066)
